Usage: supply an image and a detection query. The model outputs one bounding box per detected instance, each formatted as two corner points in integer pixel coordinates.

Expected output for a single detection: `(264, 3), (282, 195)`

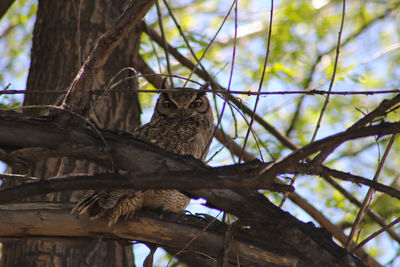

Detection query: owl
(71, 79), (214, 225)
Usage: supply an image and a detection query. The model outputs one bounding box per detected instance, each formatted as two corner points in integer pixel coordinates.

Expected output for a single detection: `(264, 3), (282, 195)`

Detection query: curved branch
(60, 0), (155, 119)
(0, 0), (14, 20)
(314, 94), (400, 162)
(141, 24), (298, 151)
(2, 111), (400, 203)
(293, 163), (400, 200)
(260, 121), (400, 179)
(0, 203), (297, 267)
(0, 165), (294, 205)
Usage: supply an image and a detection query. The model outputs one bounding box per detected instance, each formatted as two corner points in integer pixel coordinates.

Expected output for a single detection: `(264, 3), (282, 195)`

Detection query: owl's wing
(71, 189), (151, 226)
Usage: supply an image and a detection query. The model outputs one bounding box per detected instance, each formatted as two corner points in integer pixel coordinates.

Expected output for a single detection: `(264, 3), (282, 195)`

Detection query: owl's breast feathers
(132, 115), (213, 159)
(72, 109), (213, 225)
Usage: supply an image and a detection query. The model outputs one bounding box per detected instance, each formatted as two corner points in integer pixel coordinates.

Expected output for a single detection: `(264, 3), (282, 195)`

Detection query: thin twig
(310, 0), (346, 142)
(292, 1), (399, 127)
(239, 0), (274, 163)
(168, 213), (219, 266)
(218, 221), (238, 267)
(206, 0), (238, 160)
(291, 2), (343, 213)
(345, 134), (397, 250)
(0, 173), (39, 181)
(352, 217), (400, 253)
(161, 0), (207, 86)
(1, 83), (11, 91)
(143, 22), (163, 73)
(322, 175), (400, 245)
(155, 0), (174, 87)
(4, 88), (400, 96)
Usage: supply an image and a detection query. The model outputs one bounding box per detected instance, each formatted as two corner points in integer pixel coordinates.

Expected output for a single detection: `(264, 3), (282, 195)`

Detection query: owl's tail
(71, 190), (146, 226)
(71, 191), (104, 219)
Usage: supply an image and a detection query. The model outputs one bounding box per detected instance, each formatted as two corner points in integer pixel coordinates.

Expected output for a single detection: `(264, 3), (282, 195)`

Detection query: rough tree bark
(1, 1), (141, 266)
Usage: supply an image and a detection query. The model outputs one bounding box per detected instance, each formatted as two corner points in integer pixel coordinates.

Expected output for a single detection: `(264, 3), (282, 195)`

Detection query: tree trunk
(1, 0), (141, 266)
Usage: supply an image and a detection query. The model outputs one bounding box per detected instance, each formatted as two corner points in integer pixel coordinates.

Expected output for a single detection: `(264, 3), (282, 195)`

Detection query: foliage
(0, 0), (36, 107)
(142, 1), (400, 265)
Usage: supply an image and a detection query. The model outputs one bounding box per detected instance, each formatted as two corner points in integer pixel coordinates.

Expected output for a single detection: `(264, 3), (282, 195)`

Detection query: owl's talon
(71, 84), (213, 226)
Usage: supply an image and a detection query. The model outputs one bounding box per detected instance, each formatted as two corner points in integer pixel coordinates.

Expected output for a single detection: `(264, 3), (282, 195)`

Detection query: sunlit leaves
(0, 0), (37, 108)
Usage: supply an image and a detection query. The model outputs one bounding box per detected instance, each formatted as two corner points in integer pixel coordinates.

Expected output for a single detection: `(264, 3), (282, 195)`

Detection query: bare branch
(314, 94), (400, 163)
(0, 0), (14, 20)
(60, 0), (155, 120)
(353, 216), (400, 253)
(3, 88), (400, 97)
(240, 0), (274, 162)
(0, 166), (294, 205)
(346, 134), (397, 250)
(294, 162), (400, 200)
(2, 111), (400, 202)
(260, 121), (400, 180)
(311, 0), (346, 142)
(0, 203), (298, 267)
(141, 23), (298, 151)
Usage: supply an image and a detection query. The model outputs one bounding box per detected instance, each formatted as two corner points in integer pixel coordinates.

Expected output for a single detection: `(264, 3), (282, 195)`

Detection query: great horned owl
(71, 80), (214, 225)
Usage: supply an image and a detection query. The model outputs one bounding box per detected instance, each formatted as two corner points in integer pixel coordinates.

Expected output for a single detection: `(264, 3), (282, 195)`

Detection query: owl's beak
(178, 109), (194, 119)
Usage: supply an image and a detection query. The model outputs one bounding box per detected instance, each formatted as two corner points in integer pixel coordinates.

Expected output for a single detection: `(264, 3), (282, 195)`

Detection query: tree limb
(260, 121), (400, 180)
(1, 110), (400, 202)
(314, 94), (400, 162)
(60, 0), (155, 121)
(0, 165), (294, 205)
(0, 0), (14, 20)
(2, 161), (400, 206)
(140, 24), (298, 151)
(293, 162), (400, 200)
(0, 203), (297, 267)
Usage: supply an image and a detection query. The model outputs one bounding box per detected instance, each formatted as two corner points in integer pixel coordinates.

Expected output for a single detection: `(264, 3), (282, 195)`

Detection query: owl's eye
(189, 99), (203, 109)
(162, 100), (176, 109)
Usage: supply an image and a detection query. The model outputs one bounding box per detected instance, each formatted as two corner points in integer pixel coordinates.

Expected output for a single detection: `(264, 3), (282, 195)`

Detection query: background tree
(1, 0), (400, 266)
(0, 0), (143, 266)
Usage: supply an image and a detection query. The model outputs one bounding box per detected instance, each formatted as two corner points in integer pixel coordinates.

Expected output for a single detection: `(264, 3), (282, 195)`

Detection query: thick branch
(0, 165), (294, 204)
(1, 111), (400, 203)
(314, 94), (400, 162)
(260, 121), (400, 180)
(0, 110), (206, 172)
(0, 203), (297, 267)
(294, 163), (400, 200)
(0, 0), (14, 20)
(2, 160), (400, 206)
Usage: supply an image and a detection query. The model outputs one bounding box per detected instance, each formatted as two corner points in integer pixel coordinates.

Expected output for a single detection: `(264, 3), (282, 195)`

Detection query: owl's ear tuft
(160, 77), (170, 90)
(198, 82), (210, 96)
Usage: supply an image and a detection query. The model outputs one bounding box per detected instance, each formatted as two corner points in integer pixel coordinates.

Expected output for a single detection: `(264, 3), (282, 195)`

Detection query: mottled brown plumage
(71, 80), (214, 225)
